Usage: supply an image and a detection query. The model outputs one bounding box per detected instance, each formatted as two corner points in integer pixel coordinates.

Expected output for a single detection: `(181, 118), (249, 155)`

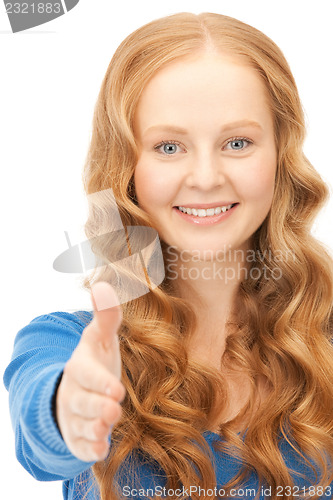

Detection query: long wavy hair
(80, 12), (333, 500)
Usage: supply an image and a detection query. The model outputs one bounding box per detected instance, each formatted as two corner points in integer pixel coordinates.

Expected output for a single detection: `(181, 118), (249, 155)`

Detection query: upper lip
(174, 202), (238, 209)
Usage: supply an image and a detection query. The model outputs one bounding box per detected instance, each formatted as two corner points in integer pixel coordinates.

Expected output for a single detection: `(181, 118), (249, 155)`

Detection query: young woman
(4, 12), (333, 500)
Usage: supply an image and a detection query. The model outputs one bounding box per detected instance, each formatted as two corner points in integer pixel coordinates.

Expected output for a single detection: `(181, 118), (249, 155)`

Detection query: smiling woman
(4, 11), (333, 500)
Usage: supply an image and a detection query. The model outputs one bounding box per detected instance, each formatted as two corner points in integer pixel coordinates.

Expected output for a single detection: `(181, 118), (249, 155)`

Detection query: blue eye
(154, 141), (182, 155)
(225, 137), (252, 150)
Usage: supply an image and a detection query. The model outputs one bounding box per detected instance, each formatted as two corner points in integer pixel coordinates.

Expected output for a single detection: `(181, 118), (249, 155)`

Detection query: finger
(90, 281), (123, 341)
(65, 357), (126, 399)
(81, 283), (123, 379)
(70, 388), (124, 422)
(80, 324), (122, 380)
(71, 416), (111, 441)
(70, 437), (110, 463)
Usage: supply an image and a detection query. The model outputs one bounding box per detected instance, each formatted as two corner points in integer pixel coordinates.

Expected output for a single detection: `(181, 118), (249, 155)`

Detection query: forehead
(134, 52), (272, 135)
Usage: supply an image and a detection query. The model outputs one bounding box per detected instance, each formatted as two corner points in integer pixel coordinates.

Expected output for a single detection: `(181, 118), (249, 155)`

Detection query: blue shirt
(3, 311), (332, 499)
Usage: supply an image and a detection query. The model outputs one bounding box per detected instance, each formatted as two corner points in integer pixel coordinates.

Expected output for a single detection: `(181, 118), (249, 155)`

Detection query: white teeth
(178, 204), (234, 217)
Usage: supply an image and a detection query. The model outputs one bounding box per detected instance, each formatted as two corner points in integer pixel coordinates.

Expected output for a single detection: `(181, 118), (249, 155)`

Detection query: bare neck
(165, 246), (251, 368)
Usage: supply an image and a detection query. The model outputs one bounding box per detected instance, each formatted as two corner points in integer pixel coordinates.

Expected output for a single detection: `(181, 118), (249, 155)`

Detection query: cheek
(237, 154), (276, 208)
(134, 161), (171, 210)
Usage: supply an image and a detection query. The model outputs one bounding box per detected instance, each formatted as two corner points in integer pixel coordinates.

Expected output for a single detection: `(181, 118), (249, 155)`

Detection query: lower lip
(173, 204), (239, 225)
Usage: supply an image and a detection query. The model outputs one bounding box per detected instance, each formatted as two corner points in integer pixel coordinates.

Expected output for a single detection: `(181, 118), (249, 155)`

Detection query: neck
(166, 243), (251, 312)
(165, 243), (252, 366)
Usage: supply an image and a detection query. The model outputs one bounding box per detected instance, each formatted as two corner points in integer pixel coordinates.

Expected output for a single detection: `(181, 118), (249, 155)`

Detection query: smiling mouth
(175, 203), (238, 217)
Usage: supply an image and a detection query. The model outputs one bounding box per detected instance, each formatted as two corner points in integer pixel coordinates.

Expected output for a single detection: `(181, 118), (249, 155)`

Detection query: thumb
(89, 281), (123, 348)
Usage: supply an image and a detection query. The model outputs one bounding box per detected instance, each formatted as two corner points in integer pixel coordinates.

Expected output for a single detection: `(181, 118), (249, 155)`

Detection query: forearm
(4, 312), (95, 481)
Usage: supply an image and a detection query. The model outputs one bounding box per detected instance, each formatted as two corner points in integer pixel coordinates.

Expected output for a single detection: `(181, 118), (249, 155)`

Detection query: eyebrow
(143, 120), (263, 136)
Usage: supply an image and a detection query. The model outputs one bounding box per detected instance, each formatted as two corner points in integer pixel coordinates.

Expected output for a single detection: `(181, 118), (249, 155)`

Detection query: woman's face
(133, 52), (277, 259)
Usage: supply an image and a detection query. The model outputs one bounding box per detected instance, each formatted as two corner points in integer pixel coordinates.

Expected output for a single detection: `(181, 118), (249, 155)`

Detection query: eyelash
(225, 136), (253, 150)
(154, 140), (183, 154)
(153, 137), (253, 155)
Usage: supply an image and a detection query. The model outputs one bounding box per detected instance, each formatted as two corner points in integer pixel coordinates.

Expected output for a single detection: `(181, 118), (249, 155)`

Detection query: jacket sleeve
(3, 310), (96, 481)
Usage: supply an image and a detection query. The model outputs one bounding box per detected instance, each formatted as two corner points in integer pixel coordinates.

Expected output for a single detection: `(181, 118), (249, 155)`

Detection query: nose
(185, 150), (226, 191)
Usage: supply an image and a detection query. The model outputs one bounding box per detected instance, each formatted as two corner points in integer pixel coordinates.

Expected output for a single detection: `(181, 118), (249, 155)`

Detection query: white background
(0, 1), (332, 498)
